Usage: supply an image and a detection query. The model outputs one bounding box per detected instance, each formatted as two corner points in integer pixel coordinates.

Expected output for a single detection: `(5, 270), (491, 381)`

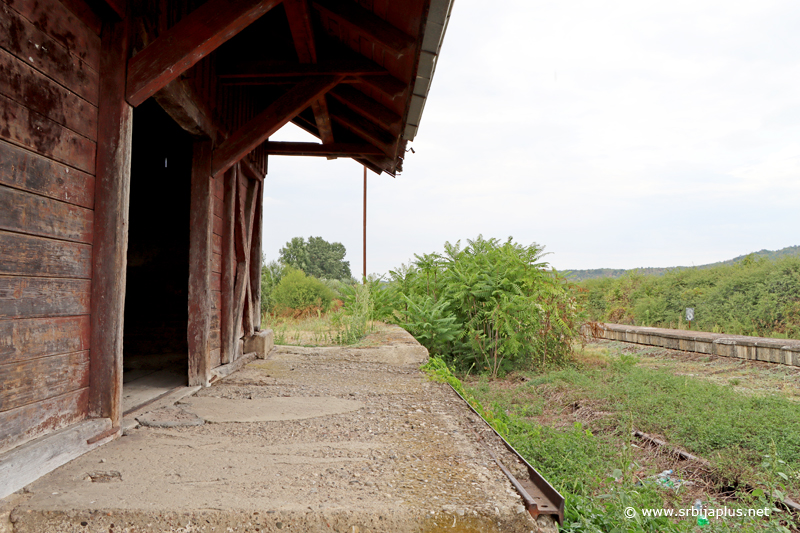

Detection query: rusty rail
(448, 384), (565, 524)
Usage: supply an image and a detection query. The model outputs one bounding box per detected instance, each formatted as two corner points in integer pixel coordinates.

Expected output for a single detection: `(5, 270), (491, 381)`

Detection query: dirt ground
(3, 326), (557, 533)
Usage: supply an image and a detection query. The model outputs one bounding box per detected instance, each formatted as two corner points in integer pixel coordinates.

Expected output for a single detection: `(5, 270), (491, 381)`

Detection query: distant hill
(564, 245), (800, 281)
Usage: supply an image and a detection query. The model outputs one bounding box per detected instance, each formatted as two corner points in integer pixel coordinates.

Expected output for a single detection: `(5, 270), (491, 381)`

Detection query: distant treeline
(577, 255), (800, 339)
(566, 245), (800, 281)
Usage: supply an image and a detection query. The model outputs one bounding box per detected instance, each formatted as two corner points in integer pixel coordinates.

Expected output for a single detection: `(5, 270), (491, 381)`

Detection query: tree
(279, 236), (352, 281)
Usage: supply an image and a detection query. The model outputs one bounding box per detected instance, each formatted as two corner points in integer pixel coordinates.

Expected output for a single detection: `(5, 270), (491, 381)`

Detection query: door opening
(122, 100), (193, 413)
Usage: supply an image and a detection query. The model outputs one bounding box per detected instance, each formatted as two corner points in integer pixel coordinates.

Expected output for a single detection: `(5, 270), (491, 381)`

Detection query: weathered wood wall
(0, 0), (101, 453)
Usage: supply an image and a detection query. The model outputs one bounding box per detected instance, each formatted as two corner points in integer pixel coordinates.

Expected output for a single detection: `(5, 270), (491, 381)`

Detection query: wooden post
(187, 141), (213, 386)
(89, 18), (132, 424)
(220, 166), (237, 364)
(249, 182), (263, 331)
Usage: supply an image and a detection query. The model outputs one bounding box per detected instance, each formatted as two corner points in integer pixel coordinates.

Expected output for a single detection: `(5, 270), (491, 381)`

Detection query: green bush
(579, 256), (800, 338)
(271, 268), (336, 315)
(261, 259), (286, 314)
(383, 236), (584, 377)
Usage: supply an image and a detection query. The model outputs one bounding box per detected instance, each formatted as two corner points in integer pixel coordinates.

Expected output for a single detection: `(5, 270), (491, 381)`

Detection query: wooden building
(0, 0), (452, 498)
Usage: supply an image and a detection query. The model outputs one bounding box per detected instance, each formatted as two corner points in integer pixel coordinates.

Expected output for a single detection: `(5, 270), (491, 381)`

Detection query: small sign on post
(685, 308), (694, 329)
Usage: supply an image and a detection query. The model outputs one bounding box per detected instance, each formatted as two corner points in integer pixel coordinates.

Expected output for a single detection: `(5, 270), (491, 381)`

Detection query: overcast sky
(263, 0), (800, 276)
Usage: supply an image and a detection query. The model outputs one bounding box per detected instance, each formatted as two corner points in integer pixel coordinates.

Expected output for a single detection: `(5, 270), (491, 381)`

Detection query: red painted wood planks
(0, 94), (96, 174)
(0, 2), (99, 105)
(0, 185), (93, 243)
(1, 0), (101, 69)
(0, 387), (87, 454)
(0, 48), (98, 141)
(0, 316), (90, 364)
(0, 231), (92, 278)
(0, 276), (91, 319)
(0, 350), (89, 411)
(0, 141), (95, 209)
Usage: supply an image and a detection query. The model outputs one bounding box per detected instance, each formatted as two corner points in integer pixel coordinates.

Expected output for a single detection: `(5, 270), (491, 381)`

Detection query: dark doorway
(122, 100), (193, 412)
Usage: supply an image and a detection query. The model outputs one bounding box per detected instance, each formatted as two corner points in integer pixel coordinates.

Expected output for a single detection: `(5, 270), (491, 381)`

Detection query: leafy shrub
(271, 268), (336, 316)
(579, 256), (800, 338)
(261, 259), (286, 314)
(384, 236), (583, 377)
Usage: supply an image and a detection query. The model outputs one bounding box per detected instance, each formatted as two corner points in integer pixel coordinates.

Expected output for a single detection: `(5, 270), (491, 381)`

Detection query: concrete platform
(2, 326), (556, 533)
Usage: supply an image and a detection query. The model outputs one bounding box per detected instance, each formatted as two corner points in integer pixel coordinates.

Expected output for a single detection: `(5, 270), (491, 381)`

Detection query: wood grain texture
(0, 387), (88, 455)
(0, 185), (93, 243)
(263, 141), (383, 157)
(313, 0), (415, 56)
(0, 350), (89, 411)
(88, 18), (131, 424)
(329, 99), (395, 156)
(211, 76), (343, 177)
(126, 0), (282, 106)
(330, 85), (401, 134)
(57, 0), (102, 36)
(249, 183), (263, 331)
(0, 417), (111, 500)
(220, 167), (236, 364)
(0, 93), (97, 174)
(0, 140), (95, 209)
(0, 316), (90, 364)
(187, 140), (212, 387)
(0, 1), (99, 104)
(0, 231), (92, 278)
(0, 276), (90, 319)
(0, 48), (98, 140)
(153, 79), (217, 141)
(2, 0), (101, 69)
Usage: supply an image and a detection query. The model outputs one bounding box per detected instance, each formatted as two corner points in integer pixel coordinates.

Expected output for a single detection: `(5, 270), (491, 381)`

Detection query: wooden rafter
(263, 141), (384, 157)
(218, 60), (389, 79)
(330, 85), (401, 135)
(211, 75), (343, 177)
(126, 0), (282, 106)
(357, 74), (407, 101)
(328, 100), (396, 157)
(284, 0), (335, 145)
(312, 0), (415, 57)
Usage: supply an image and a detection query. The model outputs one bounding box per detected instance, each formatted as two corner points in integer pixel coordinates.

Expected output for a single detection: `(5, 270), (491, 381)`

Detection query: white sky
(263, 0), (800, 276)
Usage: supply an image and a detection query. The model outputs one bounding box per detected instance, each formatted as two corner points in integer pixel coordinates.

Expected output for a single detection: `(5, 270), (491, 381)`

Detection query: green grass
(446, 347), (800, 532)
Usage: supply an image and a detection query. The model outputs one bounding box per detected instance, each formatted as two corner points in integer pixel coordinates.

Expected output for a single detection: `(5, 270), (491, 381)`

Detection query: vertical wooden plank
(88, 18), (132, 425)
(220, 165), (236, 364)
(249, 180), (263, 331)
(187, 140), (213, 386)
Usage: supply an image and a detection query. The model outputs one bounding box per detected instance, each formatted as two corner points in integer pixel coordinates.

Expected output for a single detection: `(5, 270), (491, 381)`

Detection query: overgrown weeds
(381, 236), (584, 377)
(439, 341), (800, 532)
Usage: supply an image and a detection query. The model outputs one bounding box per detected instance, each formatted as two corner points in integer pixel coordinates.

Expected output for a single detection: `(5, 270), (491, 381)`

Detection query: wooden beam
(249, 185), (263, 331)
(89, 18), (132, 425)
(284, 0), (335, 145)
(241, 158), (266, 182)
(231, 173), (258, 356)
(357, 74), (407, 101)
(329, 100), (396, 157)
(218, 60), (389, 79)
(211, 75), (343, 177)
(126, 0), (282, 106)
(220, 167), (237, 365)
(284, 0), (317, 63)
(312, 0), (415, 57)
(153, 79), (217, 141)
(187, 141), (214, 387)
(263, 141), (383, 157)
(311, 96), (335, 145)
(330, 85), (402, 134)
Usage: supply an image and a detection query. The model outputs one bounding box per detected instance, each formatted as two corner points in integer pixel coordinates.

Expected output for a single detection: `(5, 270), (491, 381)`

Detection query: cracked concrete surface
(5, 326), (556, 532)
